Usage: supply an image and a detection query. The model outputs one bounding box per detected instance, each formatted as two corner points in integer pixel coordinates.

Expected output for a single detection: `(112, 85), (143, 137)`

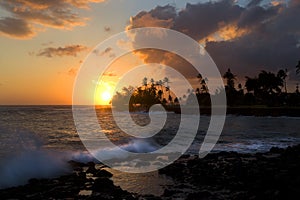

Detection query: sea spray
(0, 128), (71, 189)
(71, 139), (160, 162)
(0, 150), (71, 189)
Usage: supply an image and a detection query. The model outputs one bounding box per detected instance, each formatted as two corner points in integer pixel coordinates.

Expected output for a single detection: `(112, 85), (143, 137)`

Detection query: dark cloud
(94, 47), (115, 58)
(128, 1), (244, 79)
(37, 45), (89, 57)
(128, 0), (300, 81)
(247, 0), (263, 7)
(206, 0), (300, 77)
(127, 5), (177, 30)
(0, 0), (105, 39)
(173, 0), (243, 40)
(237, 5), (279, 28)
(104, 26), (111, 32)
(0, 17), (35, 39)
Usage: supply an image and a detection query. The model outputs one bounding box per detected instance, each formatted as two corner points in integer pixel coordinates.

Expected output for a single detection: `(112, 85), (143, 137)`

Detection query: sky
(0, 0), (299, 105)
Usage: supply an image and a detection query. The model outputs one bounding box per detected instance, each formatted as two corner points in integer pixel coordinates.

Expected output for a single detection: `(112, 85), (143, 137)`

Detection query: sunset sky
(0, 0), (299, 105)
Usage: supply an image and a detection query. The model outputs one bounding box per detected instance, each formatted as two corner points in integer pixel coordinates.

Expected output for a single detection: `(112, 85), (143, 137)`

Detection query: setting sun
(101, 91), (112, 102)
(94, 81), (114, 105)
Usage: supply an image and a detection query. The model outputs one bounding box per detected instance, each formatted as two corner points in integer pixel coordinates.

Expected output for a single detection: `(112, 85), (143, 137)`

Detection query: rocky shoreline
(1, 145), (300, 199)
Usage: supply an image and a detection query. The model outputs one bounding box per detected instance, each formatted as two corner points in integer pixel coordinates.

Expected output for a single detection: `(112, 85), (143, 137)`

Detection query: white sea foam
(0, 150), (71, 189)
(71, 139), (159, 162)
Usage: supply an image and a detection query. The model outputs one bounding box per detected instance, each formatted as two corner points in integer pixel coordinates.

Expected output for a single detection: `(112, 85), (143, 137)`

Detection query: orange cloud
(103, 71), (117, 77)
(216, 23), (249, 41)
(0, 0), (105, 39)
(67, 67), (78, 76)
(37, 44), (89, 57)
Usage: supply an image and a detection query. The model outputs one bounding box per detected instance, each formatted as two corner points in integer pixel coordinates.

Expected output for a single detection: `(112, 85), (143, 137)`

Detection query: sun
(94, 80), (115, 105)
(101, 91), (112, 102)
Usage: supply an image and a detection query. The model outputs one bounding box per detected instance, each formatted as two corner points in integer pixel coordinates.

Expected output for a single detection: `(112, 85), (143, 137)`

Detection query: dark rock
(86, 162), (98, 174)
(187, 191), (213, 200)
(2, 145), (300, 199)
(270, 147), (284, 154)
(94, 169), (113, 178)
(92, 178), (115, 192)
(163, 189), (177, 197)
(68, 160), (85, 169)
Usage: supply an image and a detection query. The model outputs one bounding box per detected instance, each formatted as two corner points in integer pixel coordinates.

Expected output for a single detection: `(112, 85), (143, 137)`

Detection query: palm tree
(163, 77), (170, 87)
(150, 78), (155, 86)
(277, 69), (288, 93)
(245, 76), (259, 94)
(296, 60), (300, 74)
(201, 78), (209, 93)
(197, 73), (208, 93)
(168, 95), (173, 104)
(142, 77), (148, 87)
(157, 90), (163, 100)
(223, 68), (236, 90)
(174, 97), (179, 105)
(258, 70), (283, 94)
(197, 73), (203, 82)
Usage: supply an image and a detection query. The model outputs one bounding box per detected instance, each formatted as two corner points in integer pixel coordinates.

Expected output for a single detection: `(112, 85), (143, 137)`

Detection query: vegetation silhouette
(111, 77), (179, 112)
(111, 62), (300, 114)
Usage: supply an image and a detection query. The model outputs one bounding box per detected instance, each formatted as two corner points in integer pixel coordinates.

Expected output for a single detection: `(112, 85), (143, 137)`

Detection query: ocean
(0, 105), (299, 193)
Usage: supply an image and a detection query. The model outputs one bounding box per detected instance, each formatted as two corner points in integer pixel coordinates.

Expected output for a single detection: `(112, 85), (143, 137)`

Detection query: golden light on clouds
(199, 23), (249, 45)
(217, 24), (248, 41)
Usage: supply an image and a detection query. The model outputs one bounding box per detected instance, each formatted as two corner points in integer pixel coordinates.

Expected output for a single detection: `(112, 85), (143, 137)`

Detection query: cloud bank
(0, 0), (105, 39)
(127, 0), (300, 79)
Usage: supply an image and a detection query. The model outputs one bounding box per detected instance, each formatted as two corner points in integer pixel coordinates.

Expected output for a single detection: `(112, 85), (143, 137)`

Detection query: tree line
(112, 60), (300, 110)
(111, 77), (180, 111)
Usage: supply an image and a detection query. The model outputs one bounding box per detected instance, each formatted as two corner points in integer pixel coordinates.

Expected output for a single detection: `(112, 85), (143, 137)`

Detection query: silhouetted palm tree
(197, 73), (208, 93)
(150, 78), (155, 86)
(174, 97), (179, 105)
(277, 69), (288, 93)
(296, 60), (300, 74)
(158, 90), (163, 100)
(142, 77), (148, 87)
(223, 68), (236, 90)
(168, 95), (173, 103)
(163, 77), (170, 87)
(245, 76), (259, 94)
(258, 70), (283, 94)
(197, 73), (203, 81)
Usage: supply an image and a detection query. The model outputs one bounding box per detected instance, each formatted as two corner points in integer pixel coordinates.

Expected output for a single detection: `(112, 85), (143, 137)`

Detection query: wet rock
(94, 169), (113, 178)
(1, 145), (300, 199)
(92, 178), (115, 192)
(269, 147), (284, 154)
(187, 190), (213, 200)
(86, 162), (98, 175)
(163, 189), (177, 197)
(68, 160), (85, 170)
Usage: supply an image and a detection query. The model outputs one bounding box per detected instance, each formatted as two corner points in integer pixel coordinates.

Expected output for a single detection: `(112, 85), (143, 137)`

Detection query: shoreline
(2, 105), (300, 117)
(169, 106), (300, 117)
(1, 144), (300, 199)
